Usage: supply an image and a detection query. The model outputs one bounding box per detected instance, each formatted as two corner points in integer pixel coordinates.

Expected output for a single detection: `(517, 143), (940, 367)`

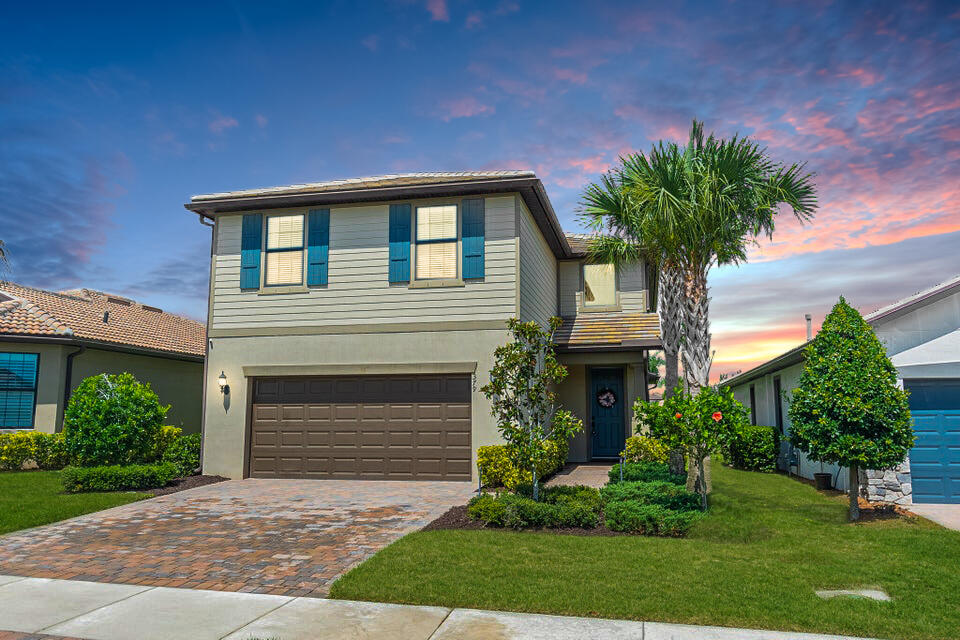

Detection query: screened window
(0, 352), (39, 428)
(415, 205), (458, 280)
(265, 214), (304, 286)
(583, 263), (616, 306)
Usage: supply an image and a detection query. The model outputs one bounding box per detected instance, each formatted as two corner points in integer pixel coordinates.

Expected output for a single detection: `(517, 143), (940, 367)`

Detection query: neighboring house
(723, 275), (960, 504)
(185, 171), (662, 481)
(0, 282), (206, 433)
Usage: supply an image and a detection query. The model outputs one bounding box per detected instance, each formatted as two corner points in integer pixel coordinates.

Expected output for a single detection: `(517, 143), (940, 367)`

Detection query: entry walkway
(909, 503), (960, 531)
(0, 575), (879, 640)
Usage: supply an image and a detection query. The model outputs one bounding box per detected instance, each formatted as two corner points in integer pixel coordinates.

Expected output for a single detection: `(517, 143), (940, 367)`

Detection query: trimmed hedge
(467, 485), (602, 529)
(601, 480), (701, 512)
(621, 435), (669, 463)
(162, 433), (201, 476)
(604, 501), (702, 536)
(477, 438), (568, 490)
(0, 432), (69, 471)
(727, 424), (779, 472)
(608, 461), (686, 486)
(61, 463), (178, 493)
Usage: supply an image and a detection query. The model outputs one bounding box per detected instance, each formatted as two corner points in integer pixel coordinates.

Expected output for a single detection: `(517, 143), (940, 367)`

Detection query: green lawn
(331, 466), (960, 640)
(0, 471), (149, 535)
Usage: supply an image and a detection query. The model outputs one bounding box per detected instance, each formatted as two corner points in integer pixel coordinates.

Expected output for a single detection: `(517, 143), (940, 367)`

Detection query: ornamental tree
(481, 317), (583, 500)
(638, 384), (747, 509)
(788, 297), (913, 521)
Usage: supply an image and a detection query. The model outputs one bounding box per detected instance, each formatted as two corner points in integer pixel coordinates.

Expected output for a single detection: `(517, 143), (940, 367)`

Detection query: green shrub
(608, 461), (686, 485)
(0, 432), (69, 471)
(477, 438), (568, 490)
(63, 373), (169, 467)
(162, 433), (201, 476)
(601, 481), (701, 511)
(467, 485), (601, 529)
(727, 424), (780, 472)
(621, 435), (669, 463)
(61, 463), (177, 493)
(153, 426), (183, 460)
(604, 501), (701, 536)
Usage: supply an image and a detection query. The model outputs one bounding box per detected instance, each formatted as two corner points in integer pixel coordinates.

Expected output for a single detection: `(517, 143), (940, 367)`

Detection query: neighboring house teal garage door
(906, 379), (960, 504)
(248, 374), (472, 481)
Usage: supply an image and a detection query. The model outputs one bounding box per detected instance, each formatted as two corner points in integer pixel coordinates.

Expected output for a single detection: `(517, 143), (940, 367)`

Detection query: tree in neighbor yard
(788, 297), (914, 521)
(480, 317), (583, 501)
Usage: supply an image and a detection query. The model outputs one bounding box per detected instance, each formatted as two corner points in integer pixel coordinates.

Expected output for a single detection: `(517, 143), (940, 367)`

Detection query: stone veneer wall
(860, 459), (912, 505)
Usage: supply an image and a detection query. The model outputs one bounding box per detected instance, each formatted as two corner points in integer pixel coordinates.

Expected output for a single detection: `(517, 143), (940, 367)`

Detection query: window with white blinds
(415, 205), (458, 280)
(265, 214), (304, 285)
(583, 263), (616, 306)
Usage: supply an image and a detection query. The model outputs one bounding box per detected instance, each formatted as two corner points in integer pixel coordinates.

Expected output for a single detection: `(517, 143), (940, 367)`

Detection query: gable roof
(185, 170), (573, 259)
(0, 282), (205, 359)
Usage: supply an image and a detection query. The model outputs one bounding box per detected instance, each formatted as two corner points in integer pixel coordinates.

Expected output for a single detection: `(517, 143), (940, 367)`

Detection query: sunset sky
(2, 1), (959, 380)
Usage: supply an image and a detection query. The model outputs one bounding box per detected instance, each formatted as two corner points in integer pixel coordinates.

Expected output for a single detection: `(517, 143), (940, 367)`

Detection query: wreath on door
(596, 388), (617, 408)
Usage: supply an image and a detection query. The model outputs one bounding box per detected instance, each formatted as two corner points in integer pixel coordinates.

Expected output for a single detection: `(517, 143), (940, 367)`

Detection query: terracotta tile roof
(191, 171), (536, 202)
(554, 312), (662, 350)
(0, 282), (205, 358)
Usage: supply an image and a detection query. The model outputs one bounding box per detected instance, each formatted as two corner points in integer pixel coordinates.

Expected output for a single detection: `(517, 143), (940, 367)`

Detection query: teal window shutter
(240, 213), (262, 289)
(389, 204), (411, 283)
(307, 209), (330, 286)
(461, 198), (485, 279)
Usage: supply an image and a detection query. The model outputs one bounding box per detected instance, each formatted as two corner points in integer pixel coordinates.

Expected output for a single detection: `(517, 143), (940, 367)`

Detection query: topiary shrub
(61, 462), (177, 493)
(0, 432), (69, 470)
(162, 433), (201, 476)
(478, 438), (568, 490)
(621, 435), (669, 463)
(63, 373), (169, 467)
(727, 424), (779, 472)
(603, 501), (701, 536)
(608, 461), (686, 485)
(601, 480), (702, 512)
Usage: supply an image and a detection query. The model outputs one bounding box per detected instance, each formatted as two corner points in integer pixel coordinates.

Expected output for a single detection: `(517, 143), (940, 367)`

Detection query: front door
(591, 368), (625, 458)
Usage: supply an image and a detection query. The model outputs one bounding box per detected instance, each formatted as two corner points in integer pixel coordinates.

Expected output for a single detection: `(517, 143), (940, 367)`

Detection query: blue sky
(2, 0), (959, 377)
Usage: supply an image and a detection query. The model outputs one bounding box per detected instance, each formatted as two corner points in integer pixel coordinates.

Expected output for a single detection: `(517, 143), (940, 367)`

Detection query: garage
(906, 379), (960, 504)
(247, 374), (472, 480)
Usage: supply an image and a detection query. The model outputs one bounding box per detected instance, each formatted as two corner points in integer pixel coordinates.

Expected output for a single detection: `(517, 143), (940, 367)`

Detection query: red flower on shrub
(675, 412), (682, 419)
(712, 411), (723, 422)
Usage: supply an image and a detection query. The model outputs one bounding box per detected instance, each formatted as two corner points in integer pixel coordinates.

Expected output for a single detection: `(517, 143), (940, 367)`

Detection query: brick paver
(545, 463), (614, 489)
(0, 479), (473, 598)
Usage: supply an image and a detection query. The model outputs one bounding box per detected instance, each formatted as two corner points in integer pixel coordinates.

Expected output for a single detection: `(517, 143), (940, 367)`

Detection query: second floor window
(583, 263), (616, 307)
(415, 204), (457, 280)
(265, 214), (304, 286)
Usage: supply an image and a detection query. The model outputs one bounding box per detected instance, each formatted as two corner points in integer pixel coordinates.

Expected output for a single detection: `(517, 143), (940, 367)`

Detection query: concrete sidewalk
(0, 575), (880, 640)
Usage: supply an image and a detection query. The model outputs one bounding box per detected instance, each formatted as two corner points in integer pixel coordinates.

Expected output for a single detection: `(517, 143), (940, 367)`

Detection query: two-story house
(186, 171), (662, 481)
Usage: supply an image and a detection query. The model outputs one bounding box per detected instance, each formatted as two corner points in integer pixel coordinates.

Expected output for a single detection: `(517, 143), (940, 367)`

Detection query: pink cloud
(437, 96), (494, 121)
(553, 68), (588, 85)
(361, 34), (379, 51)
(208, 114), (238, 134)
(426, 0), (448, 22)
(465, 11), (483, 29)
(832, 66), (883, 87)
(254, 114), (268, 128)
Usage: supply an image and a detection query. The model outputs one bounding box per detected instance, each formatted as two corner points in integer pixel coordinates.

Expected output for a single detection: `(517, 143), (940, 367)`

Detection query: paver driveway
(0, 479), (473, 598)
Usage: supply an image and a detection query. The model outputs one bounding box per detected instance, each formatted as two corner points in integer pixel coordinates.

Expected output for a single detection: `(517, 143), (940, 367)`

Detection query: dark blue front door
(591, 368), (625, 458)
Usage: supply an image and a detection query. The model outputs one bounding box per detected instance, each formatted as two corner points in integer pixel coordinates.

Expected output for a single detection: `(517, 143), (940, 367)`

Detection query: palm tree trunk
(658, 264), (685, 475)
(848, 465), (860, 521)
(681, 264), (712, 393)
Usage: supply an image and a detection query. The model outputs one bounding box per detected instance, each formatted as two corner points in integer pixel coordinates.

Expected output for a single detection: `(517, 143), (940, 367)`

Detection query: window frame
(413, 203), (460, 282)
(749, 384), (757, 426)
(0, 351), (40, 429)
(578, 262), (621, 312)
(262, 213), (306, 288)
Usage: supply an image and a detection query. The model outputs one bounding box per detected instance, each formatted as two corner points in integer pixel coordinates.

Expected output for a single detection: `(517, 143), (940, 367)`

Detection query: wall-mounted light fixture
(218, 371), (230, 395)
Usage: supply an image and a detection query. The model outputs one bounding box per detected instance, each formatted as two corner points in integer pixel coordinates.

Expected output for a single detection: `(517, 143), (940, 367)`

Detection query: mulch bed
(422, 504), (630, 537)
(149, 474), (228, 496)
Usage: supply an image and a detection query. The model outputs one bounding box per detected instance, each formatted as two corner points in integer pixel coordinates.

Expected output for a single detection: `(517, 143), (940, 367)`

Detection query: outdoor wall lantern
(218, 371), (230, 395)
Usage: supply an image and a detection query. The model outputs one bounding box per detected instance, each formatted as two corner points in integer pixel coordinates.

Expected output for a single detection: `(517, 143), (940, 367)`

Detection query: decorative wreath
(596, 388), (617, 408)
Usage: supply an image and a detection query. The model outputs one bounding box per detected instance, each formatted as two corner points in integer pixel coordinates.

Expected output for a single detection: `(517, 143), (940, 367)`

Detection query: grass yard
(331, 465), (960, 640)
(0, 471), (148, 535)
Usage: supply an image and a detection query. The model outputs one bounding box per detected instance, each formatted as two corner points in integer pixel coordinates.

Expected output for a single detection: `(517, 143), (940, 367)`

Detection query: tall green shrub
(788, 297), (913, 520)
(63, 373), (169, 467)
(727, 425), (779, 472)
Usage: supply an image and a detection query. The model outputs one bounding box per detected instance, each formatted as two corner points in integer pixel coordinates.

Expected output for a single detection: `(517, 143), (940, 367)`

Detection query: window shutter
(461, 198), (485, 279)
(389, 204), (411, 283)
(307, 208), (330, 286)
(240, 213), (263, 289)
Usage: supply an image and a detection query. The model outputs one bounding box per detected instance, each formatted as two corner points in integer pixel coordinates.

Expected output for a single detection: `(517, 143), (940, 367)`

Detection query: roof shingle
(0, 282), (205, 358)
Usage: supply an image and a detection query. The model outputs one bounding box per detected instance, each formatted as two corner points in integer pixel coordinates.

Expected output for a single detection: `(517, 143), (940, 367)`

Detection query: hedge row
(0, 432), (69, 471)
(607, 461), (686, 486)
(477, 439), (568, 490)
(61, 463), (178, 493)
(726, 424), (780, 472)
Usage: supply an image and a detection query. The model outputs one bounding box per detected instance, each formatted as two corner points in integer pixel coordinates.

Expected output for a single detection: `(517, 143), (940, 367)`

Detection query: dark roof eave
(0, 333), (204, 362)
(720, 342), (809, 388)
(185, 176), (574, 259)
(555, 338), (662, 352)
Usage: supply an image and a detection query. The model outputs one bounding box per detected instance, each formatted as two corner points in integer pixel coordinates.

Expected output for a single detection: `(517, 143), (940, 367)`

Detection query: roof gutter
(0, 334), (204, 363)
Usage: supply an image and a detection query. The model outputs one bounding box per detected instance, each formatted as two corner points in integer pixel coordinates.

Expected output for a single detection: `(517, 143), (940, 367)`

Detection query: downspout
(61, 344), (86, 430)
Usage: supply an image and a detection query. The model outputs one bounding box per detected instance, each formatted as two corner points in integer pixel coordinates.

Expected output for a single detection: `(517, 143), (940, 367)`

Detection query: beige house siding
(558, 261), (580, 317)
(517, 196), (558, 327)
(557, 259), (648, 316)
(0, 342), (67, 433)
(209, 194), (518, 333)
(202, 329), (511, 479)
(69, 349), (203, 432)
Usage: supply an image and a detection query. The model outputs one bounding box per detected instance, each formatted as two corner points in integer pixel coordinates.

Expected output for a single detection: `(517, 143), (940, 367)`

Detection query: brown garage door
(248, 374), (472, 480)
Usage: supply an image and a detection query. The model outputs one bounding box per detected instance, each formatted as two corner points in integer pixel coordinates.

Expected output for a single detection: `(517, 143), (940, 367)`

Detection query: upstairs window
(0, 352), (39, 428)
(583, 263), (616, 307)
(415, 205), (458, 280)
(265, 214), (304, 286)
